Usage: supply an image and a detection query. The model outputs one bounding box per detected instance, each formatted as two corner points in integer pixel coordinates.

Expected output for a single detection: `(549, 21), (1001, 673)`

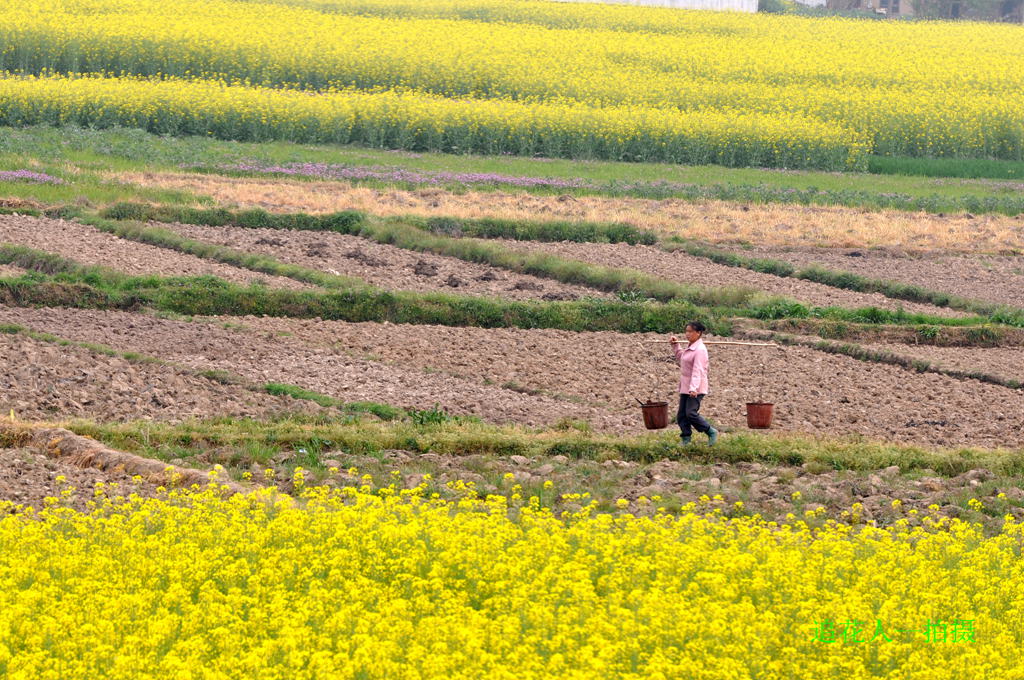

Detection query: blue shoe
(680, 435), (692, 446)
(707, 427), (719, 446)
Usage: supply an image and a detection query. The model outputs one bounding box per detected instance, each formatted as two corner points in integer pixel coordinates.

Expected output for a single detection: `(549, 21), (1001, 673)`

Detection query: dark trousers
(677, 393), (711, 437)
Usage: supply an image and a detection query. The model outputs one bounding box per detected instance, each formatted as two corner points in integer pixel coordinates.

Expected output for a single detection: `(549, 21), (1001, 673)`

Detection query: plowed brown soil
(162, 222), (609, 301)
(0, 306), (618, 431)
(714, 244), (1024, 309)
(4, 305), (1023, 448)
(491, 239), (969, 317)
(0, 447), (164, 511)
(0, 333), (323, 422)
(0, 215), (313, 290)
(858, 342), (1024, 384)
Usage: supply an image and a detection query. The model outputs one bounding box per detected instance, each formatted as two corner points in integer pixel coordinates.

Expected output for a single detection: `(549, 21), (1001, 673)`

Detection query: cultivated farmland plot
(1, 0), (1024, 677)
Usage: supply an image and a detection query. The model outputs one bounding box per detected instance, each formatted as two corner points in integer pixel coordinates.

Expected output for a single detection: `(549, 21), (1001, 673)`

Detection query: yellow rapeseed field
(0, 475), (1020, 678)
(0, 0), (1022, 168)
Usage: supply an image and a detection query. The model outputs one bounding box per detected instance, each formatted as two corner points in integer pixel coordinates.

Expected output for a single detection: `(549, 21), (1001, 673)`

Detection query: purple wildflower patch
(0, 170), (65, 185)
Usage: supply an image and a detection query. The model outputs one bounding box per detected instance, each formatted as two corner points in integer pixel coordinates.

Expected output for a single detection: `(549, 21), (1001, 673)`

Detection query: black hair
(685, 321), (706, 334)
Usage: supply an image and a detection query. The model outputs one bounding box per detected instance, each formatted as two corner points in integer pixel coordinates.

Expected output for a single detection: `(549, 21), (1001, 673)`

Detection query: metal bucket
(640, 400), (670, 430)
(745, 402), (774, 429)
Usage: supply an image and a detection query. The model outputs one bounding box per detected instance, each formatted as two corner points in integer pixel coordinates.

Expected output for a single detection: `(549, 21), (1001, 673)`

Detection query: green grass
(4, 126), (1024, 215)
(263, 383), (408, 421)
(662, 239), (1024, 327)
(867, 155), (1024, 180)
(0, 243), (734, 335)
(95, 203), (1010, 330)
(422, 215), (657, 246)
(60, 414), (1024, 476)
(82, 214), (369, 291)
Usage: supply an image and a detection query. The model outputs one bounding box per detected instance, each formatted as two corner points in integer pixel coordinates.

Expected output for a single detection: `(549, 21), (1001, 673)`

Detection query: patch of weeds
(243, 440), (280, 465)
(751, 299), (810, 320)
(501, 380), (544, 397)
(543, 440), (600, 459)
(801, 460), (835, 475)
(264, 382), (337, 407)
(408, 403), (456, 426)
(965, 325), (1003, 346)
(553, 418), (592, 434)
(200, 369), (247, 385)
(346, 401), (404, 421)
(916, 325), (940, 342)
(817, 320), (850, 339)
(615, 289), (651, 304)
(292, 437), (333, 469)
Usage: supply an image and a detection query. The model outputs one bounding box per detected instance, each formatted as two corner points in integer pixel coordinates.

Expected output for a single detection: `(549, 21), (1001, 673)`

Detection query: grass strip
(421, 215), (658, 246)
(410, 211), (1024, 327)
(263, 382), (407, 421)
(66, 415), (1024, 476)
(664, 239), (1024, 327)
(0, 321), (163, 364)
(81, 215), (368, 291)
(754, 331), (1023, 390)
(760, 317), (1022, 347)
(2, 244), (1013, 352)
(385, 209), (1024, 328)
(102, 202), (762, 309)
(0, 244), (729, 335)
(102, 202), (365, 233)
(95, 203), (996, 329)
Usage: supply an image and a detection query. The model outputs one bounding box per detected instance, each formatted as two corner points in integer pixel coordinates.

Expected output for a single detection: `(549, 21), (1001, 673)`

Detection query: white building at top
(550, 0), (759, 12)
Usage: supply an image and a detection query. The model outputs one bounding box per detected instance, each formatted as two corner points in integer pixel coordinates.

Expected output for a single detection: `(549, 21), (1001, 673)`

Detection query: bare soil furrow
(714, 244), (1024, 309)
(857, 342), (1024, 385)
(0, 447), (166, 511)
(493, 239), (970, 318)
(162, 222), (609, 301)
(0, 334), (324, 423)
(0, 215), (314, 290)
(0, 306), (622, 431)
(3, 305), (1022, 449)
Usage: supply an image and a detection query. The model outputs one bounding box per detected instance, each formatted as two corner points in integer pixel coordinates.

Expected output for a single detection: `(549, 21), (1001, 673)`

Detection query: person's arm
(670, 335), (684, 360)
(688, 347), (708, 394)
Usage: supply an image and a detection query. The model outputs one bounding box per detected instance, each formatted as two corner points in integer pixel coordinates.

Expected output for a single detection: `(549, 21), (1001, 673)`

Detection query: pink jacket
(674, 338), (709, 395)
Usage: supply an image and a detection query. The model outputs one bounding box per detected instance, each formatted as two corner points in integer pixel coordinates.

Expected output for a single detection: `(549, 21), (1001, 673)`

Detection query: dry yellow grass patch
(117, 171), (1024, 252)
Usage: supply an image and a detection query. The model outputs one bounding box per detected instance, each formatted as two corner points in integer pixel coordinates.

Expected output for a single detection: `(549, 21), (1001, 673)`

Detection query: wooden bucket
(745, 402), (774, 429)
(640, 400), (670, 430)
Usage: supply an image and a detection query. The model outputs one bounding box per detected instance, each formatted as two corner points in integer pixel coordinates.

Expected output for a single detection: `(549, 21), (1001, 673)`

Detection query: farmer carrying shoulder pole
(670, 322), (719, 446)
